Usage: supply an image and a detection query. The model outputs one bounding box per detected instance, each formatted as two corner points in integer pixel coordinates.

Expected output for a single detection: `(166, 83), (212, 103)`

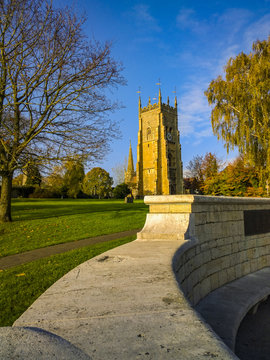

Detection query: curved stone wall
(139, 195), (270, 305)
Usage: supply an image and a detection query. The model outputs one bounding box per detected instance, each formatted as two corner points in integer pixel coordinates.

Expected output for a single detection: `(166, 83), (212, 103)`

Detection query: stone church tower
(125, 89), (183, 196)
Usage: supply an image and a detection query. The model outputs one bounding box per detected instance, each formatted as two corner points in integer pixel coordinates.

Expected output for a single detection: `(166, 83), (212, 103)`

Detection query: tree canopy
(113, 183), (131, 199)
(185, 152), (222, 194)
(44, 164), (64, 190)
(184, 153), (265, 197)
(0, 0), (124, 221)
(83, 167), (113, 198)
(205, 37), (270, 182)
(24, 161), (42, 186)
(63, 158), (85, 199)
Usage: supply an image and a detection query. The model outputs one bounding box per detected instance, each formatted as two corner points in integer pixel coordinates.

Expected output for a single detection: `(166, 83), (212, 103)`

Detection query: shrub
(113, 183), (131, 199)
(28, 188), (59, 198)
(11, 186), (35, 198)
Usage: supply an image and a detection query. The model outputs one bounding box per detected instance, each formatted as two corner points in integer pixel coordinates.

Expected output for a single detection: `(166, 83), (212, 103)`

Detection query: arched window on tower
(147, 127), (152, 141)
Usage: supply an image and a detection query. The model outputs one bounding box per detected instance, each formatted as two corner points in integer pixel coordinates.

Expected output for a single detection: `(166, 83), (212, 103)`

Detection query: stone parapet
(138, 195), (270, 305)
(12, 195), (270, 359)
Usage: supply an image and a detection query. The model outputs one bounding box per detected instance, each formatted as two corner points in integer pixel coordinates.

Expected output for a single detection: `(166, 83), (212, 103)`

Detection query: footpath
(0, 229), (140, 269)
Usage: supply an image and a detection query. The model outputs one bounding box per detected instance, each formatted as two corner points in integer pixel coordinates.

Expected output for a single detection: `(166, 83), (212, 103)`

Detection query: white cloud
(178, 84), (212, 145)
(244, 14), (270, 47)
(217, 8), (251, 27)
(215, 9), (252, 46)
(176, 8), (208, 34)
(131, 4), (161, 33)
(175, 8), (270, 145)
(212, 44), (241, 77)
(177, 8), (196, 27)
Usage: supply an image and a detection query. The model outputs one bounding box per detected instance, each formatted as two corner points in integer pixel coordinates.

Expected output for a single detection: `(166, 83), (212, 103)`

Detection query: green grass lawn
(0, 198), (148, 257)
(0, 235), (136, 326)
(0, 199), (147, 326)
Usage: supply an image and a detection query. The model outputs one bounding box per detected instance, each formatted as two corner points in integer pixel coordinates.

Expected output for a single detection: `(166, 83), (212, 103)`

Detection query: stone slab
(0, 326), (91, 359)
(14, 240), (236, 359)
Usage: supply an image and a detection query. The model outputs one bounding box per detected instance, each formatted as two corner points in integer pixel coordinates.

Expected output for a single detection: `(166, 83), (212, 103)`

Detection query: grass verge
(0, 199), (147, 257)
(0, 235), (135, 327)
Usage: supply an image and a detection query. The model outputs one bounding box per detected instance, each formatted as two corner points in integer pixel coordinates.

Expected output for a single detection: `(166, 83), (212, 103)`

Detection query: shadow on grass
(11, 199), (148, 222)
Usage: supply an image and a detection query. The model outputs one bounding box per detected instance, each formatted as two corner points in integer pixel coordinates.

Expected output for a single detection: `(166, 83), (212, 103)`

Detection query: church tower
(136, 89), (183, 196)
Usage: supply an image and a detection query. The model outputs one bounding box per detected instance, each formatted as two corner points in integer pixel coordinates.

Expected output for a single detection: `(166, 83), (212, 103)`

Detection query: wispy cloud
(216, 8), (252, 45)
(179, 84), (212, 143)
(176, 8), (209, 34)
(131, 4), (161, 33)
(244, 14), (270, 47)
(217, 8), (252, 27)
(175, 7), (270, 145)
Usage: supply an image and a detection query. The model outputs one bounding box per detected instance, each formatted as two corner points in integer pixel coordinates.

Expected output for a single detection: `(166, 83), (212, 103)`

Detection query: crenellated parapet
(140, 102), (177, 113)
(139, 91), (177, 114)
(161, 102), (177, 113)
(140, 103), (159, 113)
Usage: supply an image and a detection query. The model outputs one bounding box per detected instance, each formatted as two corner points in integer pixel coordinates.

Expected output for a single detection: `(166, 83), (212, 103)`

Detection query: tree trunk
(0, 172), (13, 222)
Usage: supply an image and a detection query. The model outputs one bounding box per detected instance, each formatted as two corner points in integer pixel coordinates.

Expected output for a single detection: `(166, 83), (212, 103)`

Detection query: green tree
(183, 177), (200, 194)
(219, 157), (263, 197)
(185, 153), (222, 194)
(63, 158), (85, 198)
(201, 153), (221, 179)
(201, 152), (223, 194)
(83, 167), (113, 199)
(25, 162), (42, 186)
(185, 155), (204, 193)
(113, 183), (131, 199)
(43, 165), (65, 196)
(205, 37), (270, 184)
(12, 173), (24, 186)
(0, 0), (124, 222)
(200, 156), (264, 197)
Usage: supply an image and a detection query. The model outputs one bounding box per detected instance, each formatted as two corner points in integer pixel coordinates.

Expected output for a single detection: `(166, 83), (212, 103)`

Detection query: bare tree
(0, 0), (124, 221)
(111, 158), (128, 186)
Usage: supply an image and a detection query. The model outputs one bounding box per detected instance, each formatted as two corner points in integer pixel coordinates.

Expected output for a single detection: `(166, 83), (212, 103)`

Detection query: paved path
(14, 239), (236, 360)
(0, 229), (140, 269)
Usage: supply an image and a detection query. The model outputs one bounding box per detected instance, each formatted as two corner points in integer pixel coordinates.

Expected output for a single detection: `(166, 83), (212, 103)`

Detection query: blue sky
(57, 0), (269, 182)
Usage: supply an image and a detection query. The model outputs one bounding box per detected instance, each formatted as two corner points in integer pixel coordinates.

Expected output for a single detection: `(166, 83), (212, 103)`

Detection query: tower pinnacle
(158, 88), (162, 106)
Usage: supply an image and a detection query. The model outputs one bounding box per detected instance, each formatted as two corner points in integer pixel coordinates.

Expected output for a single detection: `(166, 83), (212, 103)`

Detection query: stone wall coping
(145, 195), (270, 205)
